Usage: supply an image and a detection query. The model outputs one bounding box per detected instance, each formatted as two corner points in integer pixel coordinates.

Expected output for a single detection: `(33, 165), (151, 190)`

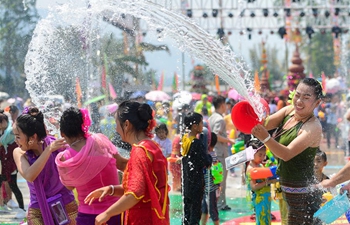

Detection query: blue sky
(35, 0), (289, 88)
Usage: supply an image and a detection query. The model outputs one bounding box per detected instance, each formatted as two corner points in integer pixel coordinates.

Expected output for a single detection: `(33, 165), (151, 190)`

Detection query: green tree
(301, 33), (335, 77)
(0, 0), (39, 96)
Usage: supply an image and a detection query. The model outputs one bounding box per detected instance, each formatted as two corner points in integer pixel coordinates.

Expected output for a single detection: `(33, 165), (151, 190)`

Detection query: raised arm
(13, 139), (66, 182)
(252, 118), (322, 161)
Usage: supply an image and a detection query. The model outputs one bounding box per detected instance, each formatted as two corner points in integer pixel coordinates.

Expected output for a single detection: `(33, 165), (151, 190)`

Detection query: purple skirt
(76, 212), (121, 225)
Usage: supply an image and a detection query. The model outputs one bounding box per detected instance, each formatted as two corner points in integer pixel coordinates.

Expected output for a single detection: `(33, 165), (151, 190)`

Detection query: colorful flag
(321, 71), (327, 94)
(157, 71), (164, 91)
(215, 75), (220, 95)
(101, 66), (107, 91)
(108, 82), (117, 99)
(254, 70), (261, 92)
(75, 77), (82, 108)
(172, 73), (178, 93)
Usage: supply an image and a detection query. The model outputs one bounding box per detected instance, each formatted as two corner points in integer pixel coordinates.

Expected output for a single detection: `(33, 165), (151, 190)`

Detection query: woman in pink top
(55, 107), (128, 225)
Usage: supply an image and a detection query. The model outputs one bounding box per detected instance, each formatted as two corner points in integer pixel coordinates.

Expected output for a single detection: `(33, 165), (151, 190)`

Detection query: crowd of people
(1, 77), (350, 225)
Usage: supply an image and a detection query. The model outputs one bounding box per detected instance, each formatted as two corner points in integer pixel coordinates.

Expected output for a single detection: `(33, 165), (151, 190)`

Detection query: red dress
(122, 140), (170, 225)
(0, 142), (18, 181)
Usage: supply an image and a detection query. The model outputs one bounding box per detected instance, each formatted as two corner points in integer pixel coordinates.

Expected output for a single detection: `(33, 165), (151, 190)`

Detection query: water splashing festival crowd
(2, 3), (350, 225)
(2, 76), (350, 225)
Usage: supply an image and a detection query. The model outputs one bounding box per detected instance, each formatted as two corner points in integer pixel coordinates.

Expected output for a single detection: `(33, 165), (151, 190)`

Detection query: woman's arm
(264, 106), (291, 130)
(321, 162), (350, 188)
(84, 185), (124, 205)
(95, 194), (140, 225)
(114, 153), (128, 172)
(252, 119), (322, 161)
(13, 139), (66, 182)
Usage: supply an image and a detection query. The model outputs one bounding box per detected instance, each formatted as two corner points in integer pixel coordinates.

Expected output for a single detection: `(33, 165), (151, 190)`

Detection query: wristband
(262, 134), (271, 144)
(109, 185), (115, 196)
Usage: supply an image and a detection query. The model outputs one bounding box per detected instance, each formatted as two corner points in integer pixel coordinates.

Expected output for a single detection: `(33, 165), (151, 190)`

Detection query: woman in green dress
(252, 78), (323, 225)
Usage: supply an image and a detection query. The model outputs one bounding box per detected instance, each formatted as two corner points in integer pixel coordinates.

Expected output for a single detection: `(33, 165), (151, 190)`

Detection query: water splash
(25, 0), (263, 133)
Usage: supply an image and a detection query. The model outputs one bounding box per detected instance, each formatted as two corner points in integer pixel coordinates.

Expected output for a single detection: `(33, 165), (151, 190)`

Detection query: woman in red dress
(85, 101), (170, 225)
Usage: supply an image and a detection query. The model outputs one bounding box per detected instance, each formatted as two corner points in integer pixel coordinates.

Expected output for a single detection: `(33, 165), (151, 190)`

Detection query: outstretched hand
(320, 179), (335, 189)
(84, 186), (111, 205)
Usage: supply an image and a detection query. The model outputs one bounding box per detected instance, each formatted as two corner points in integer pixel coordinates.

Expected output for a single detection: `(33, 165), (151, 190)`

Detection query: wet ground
(0, 138), (347, 224)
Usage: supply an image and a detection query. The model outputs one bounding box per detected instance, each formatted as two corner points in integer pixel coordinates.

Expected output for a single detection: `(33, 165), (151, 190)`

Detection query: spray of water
(25, 0), (264, 134)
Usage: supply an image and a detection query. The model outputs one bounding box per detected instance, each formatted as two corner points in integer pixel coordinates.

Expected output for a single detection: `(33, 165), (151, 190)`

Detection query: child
(168, 134), (182, 192)
(201, 132), (221, 225)
(246, 139), (276, 225)
(182, 112), (212, 225)
(153, 123), (172, 158)
(314, 149), (329, 183)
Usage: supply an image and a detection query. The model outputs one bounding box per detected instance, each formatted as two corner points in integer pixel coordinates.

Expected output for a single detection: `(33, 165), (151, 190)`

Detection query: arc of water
(25, 0), (265, 133)
(96, 0), (264, 118)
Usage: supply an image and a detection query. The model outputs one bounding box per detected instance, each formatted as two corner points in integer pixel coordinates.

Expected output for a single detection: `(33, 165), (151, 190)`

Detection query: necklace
(70, 138), (84, 147)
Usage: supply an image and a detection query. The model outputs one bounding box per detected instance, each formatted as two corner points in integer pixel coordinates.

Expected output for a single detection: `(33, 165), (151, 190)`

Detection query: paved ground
(0, 138), (346, 224)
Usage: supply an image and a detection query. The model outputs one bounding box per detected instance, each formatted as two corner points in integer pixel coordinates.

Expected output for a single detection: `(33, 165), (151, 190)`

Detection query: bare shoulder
(306, 116), (322, 131)
(300, 116), (322, 146)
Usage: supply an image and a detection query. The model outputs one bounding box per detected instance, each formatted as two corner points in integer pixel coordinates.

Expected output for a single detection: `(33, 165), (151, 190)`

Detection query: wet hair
(210, 132), (217, 148)
(155, 123), (169, 136)
(246, 138), (265, 151)
(316, 149), (327, 162)
(16, 107), (46, 140)
(0, 111), (8, 123)
(60, 107), (85, 138)
(116, 100), (154, 133)
(299, 78), (324, 100)
(212, 95), (226, 109)
(184, 112), (202, 130)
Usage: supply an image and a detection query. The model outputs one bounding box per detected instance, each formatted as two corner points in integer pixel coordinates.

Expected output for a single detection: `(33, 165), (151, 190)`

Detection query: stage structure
(140, 0), (350, 40)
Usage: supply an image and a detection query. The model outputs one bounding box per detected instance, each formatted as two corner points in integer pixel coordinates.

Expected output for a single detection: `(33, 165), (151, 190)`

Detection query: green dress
(275, 115), (322, 225)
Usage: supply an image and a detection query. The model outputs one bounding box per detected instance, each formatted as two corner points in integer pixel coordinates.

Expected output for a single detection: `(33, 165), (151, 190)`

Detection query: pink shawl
(55, 133), (118, 187)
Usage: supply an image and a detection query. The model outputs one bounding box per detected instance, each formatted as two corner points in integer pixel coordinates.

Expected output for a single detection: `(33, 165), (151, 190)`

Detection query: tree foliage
(0, 0), (39, 96)
(300, 33), (335, 77)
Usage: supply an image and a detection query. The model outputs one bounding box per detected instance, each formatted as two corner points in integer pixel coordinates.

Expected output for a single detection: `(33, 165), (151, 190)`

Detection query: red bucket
(231, 99), (269, 134)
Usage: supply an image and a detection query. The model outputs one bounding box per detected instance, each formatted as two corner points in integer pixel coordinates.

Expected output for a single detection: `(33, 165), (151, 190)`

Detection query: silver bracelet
(262, 134), (271, 144)
(109, 185), (115, 196)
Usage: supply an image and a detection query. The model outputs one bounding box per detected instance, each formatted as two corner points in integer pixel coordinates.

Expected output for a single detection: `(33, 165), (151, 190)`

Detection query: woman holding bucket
(251, 78), (323, 225)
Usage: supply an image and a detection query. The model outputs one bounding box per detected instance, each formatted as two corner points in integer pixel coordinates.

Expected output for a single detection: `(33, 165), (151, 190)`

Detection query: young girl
(153, 123), (172, 158)
(13, 107), (78, 225)
(55, 107), (127, 225)
(84, 101), (170, 225)
(246, 139), (276, 225)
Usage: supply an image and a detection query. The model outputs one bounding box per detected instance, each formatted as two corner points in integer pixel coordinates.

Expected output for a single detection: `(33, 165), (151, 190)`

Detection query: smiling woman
(251, 78), (324, 225)
(12, 107), (78, 225)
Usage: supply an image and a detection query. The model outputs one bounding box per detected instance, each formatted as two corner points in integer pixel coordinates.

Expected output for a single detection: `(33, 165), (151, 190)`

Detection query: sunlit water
(25, 0), (264, 133)
(23, 0), (350, 221)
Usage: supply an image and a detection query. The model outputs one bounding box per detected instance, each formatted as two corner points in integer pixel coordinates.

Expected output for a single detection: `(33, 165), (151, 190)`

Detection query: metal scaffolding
(141, 0), (350, 33)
